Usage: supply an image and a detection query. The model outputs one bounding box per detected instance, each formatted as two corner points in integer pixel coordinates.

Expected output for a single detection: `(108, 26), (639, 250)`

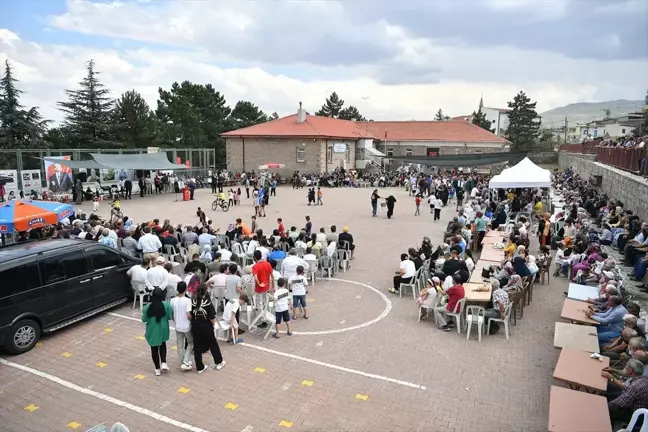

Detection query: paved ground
(0, 186), (569, 432)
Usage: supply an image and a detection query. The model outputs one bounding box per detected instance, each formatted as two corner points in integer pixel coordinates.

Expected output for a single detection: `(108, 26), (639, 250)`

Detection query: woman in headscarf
(141, 287), (173, 376)
(538, 212), (551, 247)
(191, 283), (226, 373)
(512, 247), (531, 278)
(504, 274), (524, 293)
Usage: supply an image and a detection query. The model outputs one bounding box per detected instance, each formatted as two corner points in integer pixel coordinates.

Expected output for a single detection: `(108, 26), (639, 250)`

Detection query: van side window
(88, 249), (122, 271)
(38, 256), (66, 284)
(2, 263), (41, 296)
(61, 251), (90, 278)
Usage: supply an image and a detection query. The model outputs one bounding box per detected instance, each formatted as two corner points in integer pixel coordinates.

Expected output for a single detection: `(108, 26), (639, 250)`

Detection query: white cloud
(1, 0), (646, 126)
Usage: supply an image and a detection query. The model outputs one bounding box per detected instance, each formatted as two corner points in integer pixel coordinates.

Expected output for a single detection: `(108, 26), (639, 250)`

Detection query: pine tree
(315, 92), (344, 118)
(0, 60), (49, 153)
(57, 59), (115, 148)
(434, 109), (447, 121)
(505, 91), (541, 151)
(338, 105), (367, 121)
(111, 90), (157, 148)
(471, 109), (495, 133)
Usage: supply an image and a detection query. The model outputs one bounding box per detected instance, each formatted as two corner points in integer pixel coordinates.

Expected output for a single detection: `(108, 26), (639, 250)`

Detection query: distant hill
(540, 99), (645, 127)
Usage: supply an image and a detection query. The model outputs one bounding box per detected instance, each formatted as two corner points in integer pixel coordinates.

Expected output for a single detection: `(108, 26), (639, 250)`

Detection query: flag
(384, 130), (388, 139)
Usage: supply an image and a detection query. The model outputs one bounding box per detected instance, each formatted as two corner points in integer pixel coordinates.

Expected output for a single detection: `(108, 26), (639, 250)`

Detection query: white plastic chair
(487, 303), (513, 340)
(399, 268), (421, 299)
(305, 259), (317, 285)
(164, 245), (180, 263)
(621, 408), (648, 432)
(232, 242), (244, 256)
(465, 305), (486, 342)
(179, 246), (189, 264)
(214, 318), (236, 345)
(210, 286), (227, 311)
(418, 291), (440, 323)
(446, 298), (466, 334)
(319, 256), (334, 280)
(132, 287), (149, 312)
(336, 249), (350, 272)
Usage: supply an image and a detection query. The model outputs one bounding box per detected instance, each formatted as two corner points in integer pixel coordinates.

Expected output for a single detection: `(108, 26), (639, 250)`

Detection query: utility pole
(564, 116), (568, 144)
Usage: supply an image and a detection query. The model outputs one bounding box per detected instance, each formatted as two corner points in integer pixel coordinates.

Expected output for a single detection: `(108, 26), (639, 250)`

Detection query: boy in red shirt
(415, 194), (421, 216)
(433, 273), (465, 331)
(252, 250), (274, 328)
(277, 218), (286, 237)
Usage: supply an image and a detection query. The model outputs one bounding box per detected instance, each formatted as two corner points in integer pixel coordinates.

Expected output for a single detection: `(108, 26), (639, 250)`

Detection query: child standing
(316, 187), (323, 206)
(304, 215), (312, 236)
(273, 278), (292, 338)
(227, 189), (234, 207)
(414, 194), (421, 216)
(93, 194), (99, 212)
(253, 190), (260, 216)
(427, 193), (435, 214)
(433, 196), (443, 222)
(289, 265), (309, 320)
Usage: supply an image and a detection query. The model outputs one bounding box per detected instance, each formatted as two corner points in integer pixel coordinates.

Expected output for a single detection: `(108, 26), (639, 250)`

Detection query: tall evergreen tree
(505, 91), (541, 151)
(0, 60), (49, 151)
(315, 92), (344, 118)
(471, 109), (495, 133)
(155, 81), (231, 161)
(338, 105), (367, 121)
(434, 109), (449, 121)
(57, 59), (115, 148)
(229, 101), (268, 129)
(111, 90), (157, 148)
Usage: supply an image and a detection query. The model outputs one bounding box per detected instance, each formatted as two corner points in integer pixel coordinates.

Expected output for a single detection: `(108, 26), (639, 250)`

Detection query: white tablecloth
(567, 283), (600, 301)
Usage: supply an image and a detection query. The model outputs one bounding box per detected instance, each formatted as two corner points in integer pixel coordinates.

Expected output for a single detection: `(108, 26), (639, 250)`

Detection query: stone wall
(527, 151), (558, 165)
(558, 151), (648, 220)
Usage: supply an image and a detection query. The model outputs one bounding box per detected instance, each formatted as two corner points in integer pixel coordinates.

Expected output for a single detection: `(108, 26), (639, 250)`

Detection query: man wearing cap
(148, 256), (169, 297)
(337, 226), (355, 260)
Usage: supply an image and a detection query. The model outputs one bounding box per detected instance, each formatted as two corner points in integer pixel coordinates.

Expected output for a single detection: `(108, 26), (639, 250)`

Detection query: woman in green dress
(142, 287), (173, 376)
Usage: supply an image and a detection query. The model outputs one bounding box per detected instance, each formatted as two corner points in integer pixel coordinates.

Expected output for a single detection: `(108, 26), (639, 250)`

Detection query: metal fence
(560, 142), (647, 177)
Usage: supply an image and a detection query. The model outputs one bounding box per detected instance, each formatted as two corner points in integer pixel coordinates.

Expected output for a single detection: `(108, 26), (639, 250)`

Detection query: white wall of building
(480, 107), (509, 136)
(582, 122), (633, 139)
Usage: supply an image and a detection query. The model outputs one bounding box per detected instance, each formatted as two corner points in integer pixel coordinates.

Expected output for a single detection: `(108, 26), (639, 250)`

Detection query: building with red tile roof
(223, 103), (510, 174)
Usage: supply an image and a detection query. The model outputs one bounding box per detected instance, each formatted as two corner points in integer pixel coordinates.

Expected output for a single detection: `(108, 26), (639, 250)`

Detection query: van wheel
(5, 319), (40, 354)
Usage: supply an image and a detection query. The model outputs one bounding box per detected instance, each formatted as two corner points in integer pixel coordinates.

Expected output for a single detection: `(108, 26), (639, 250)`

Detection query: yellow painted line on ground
(301, 380), (314, 387)
(224, 402), (239, 410)
(134, 374), (146, 380)
(96, 362), (108, 368)
(136, 336), (145, 341)
(278, 420), (293, 428)
(355, 394), (369, 401)
(24, 404), (39, 412)
(67, 421), (82, 429)
(61, 352), (72, 358)
(104, 328), (113, 333)
(35, 342), (42, 347)
(171, 345), (178, 350)
(177, 387), (191, 394)
(254, 367), (266, 373)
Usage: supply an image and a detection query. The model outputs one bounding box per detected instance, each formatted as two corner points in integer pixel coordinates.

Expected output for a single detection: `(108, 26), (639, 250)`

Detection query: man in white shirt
(138, 226), (162, 260)
(164, 262), (183, 297)
(281, 249), (310, 280)
(246, 236), (259, 256)
(207, 263), (228, 290)
(256, 239), (270, 261)
(218, 247), (233, 262)
(170, 282), (193, 371)
(389, 253), (416, 294)
(427, 194), (436, 213)
(148, 256), (169, 293)
(470, 186), (479, 198)
(126, 257), (154, 294)
(198, 228), (216, 247)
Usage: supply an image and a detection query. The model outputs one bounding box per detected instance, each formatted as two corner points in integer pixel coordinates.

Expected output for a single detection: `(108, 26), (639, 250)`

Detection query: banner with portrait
(44, 156), (74, 193)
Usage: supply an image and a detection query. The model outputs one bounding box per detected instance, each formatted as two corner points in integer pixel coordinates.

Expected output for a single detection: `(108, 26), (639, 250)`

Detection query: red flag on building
(384, 130), (388, 139)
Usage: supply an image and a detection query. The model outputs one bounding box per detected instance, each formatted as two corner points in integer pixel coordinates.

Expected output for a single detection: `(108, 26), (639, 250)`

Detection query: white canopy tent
(489, 157), (551, 189)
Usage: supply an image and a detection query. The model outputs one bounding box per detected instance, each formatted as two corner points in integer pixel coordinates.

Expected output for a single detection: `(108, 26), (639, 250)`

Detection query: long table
(479, 247), (505, 262)
(463, 282), (491, 303)
(469, 259), (500, 283)
(567, 283), (600, 302)
(554, 322), (600, 353)
(548, 386), (611, 432)
(561, 299), (599, 325)
(553, 348), (609, 393)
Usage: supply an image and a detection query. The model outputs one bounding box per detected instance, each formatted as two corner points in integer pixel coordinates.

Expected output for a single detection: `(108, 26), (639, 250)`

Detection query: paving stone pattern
(0, 186), (572, 432)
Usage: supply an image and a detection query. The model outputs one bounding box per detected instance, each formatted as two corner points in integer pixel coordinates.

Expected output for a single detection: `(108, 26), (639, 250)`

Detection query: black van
(0, 239), (140, 354)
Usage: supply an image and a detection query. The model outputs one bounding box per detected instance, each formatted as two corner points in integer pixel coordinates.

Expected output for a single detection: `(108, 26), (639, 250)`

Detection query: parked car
(0, 239), (140, 354)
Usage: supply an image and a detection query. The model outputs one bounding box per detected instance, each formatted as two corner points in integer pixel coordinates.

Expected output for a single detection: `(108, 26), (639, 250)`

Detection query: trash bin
(183, 187), (190, 202)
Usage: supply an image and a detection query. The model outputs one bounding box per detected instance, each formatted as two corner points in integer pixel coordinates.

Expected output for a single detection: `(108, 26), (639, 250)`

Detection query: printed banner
(21, 170), (43, 194)
(44, 156), (74, 193)
(0, 169), (18, 197)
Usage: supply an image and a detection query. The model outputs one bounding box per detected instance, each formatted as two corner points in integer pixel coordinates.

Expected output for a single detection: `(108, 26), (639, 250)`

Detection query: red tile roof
(221, 114), (376, 140)
(357, 121), (509, 143)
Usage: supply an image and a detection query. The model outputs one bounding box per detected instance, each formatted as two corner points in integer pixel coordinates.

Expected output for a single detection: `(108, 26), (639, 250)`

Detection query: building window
(296, 147), (306, 163)
(386, 149), (394, 157)
(405, 148), (413, 156)
(622, 128), (626, 134)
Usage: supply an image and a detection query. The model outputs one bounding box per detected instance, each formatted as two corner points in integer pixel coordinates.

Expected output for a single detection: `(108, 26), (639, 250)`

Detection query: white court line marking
(107, 312), (426, 391)
(240, 426), (254, 432)
(0, 358), (211, 432)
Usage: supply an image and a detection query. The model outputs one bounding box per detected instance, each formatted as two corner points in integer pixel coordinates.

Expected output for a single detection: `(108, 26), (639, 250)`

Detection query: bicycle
(211, 197), (230, 212)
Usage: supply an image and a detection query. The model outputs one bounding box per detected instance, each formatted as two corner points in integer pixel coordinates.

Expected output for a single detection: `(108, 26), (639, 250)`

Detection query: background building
(223, 103), (509, 175)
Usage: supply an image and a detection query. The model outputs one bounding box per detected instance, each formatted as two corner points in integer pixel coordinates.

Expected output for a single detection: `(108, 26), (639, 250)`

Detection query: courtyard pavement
(0, 186), (568, 432)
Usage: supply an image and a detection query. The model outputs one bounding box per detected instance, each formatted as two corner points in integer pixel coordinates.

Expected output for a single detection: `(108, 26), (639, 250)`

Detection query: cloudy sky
(1, 0), (647, 123)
